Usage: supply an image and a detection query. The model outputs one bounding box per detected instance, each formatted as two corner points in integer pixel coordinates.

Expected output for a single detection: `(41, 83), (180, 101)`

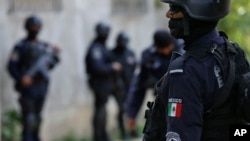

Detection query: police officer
(143, 0), (250, 141)
(111, 32), (136, 91)
(85, 22), (122, 141)
(110, 32), (136, 139)
(126, 30), (174, 137)
(7, 16), (60, 141)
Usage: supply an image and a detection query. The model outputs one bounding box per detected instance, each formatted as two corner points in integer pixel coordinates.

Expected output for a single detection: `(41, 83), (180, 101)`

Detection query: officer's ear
(166, 10), (184, 19)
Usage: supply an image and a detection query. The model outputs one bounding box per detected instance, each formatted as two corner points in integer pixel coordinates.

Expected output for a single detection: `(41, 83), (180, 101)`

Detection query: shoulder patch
(10, 51), (19, 61)
(92, 47), (102, 60)
(168, 98), (183, 118)
(214, 65), (224, 88)
(127, 56), (136, 65)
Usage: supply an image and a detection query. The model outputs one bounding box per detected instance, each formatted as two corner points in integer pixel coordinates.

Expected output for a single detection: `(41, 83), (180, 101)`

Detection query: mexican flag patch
(168, 103), (182, 118)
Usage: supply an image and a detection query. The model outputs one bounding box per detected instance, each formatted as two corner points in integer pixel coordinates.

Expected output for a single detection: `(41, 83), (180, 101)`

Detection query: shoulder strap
(206, 37), (237, 113)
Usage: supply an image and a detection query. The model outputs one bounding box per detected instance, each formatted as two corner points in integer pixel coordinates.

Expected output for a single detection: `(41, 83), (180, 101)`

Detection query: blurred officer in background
(143, 0), (250, 141)
(85, 22), (122, 141)
(7, 16), (60, 141)
(126, 30), (175, 138)
(111, 32), (136, 91)
(110, 32), (136, 139)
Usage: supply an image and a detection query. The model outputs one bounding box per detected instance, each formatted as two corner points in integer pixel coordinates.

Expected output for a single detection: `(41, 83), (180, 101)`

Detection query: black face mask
(167, 5), (219, 48)
(169, 18), (184, 38)
(96, 27), (110, 43)
(168, 5), (187, 38)
(117, 39), (128, 49)
(27, 30), (39, 40)
(96, 34), (109, 44)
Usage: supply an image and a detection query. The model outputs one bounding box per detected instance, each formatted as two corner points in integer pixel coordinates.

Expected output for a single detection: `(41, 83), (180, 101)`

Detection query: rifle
(26, 46), (59, 80)
(143, 39), (185, 141)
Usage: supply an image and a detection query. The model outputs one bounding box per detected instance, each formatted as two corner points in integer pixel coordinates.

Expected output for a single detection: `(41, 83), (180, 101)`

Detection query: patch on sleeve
(11, 51), (19, 61)
(214, 65), (224, 88)
(152, 60), (161, 69)
(127, 56), (135, 65)
(168, 98), (182, 118)
(92, 48), (102, 60)
(166, 132), (181, 141)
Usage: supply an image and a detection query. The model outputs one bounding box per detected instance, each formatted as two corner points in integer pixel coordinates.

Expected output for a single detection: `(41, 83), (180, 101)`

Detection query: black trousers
(19, 97), (45, 141)
(92, 88), (127, 141)
(112, 87), (127, 139)
(93, 90), (111, 141)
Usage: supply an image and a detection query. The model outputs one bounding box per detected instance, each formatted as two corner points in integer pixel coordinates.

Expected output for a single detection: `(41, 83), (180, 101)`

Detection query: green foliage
(54, 133), (91, 141)
(1, 110), (22, 141)
(218, 0), (250, 57)
(155, 0), (164, 9)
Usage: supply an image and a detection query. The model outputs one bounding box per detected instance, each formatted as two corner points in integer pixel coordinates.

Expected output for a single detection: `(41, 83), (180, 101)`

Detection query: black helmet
(154, 29), (173, 48)
(24, 16), (42, 30)
(162, 0), (230, 21)
(95, 22), (110, 37)
(116, 32), (129, 46)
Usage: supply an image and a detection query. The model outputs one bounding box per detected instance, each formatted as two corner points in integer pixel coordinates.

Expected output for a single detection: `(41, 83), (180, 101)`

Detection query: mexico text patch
(168, 98), (182, 118)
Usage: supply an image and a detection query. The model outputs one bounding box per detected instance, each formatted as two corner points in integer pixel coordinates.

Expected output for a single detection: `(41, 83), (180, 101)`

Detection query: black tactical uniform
(7, 16), (60, 141)
(143, 1), (250, 141)
(111, 32), (136, 91)
(126, 30), (176, 137)
(127, 46), (171, 118)
(85, 22), (118, 141)
(110, 32), (136, 139)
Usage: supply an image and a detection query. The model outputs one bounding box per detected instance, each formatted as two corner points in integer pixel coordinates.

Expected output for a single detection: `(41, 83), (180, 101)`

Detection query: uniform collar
(94, 38), (106, 46)
(113, 46), (127, 53)
(185, 29), (224, 51)
(184, 30), (227, 62)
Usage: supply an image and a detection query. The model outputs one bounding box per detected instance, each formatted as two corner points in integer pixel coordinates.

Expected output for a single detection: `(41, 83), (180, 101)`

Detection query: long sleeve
(166, 70), (203, 141)
(162, 57), (209, 141)
(7, 46), (23, 82)
(126, 54), (150, 118)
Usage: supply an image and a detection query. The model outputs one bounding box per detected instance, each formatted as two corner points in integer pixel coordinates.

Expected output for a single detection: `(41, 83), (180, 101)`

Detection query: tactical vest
(188, 37), (236, 141)
(200, 34), (250, 140)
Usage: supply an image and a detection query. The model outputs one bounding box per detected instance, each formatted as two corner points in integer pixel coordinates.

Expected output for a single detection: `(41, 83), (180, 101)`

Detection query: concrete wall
(0, 0), (169, 140)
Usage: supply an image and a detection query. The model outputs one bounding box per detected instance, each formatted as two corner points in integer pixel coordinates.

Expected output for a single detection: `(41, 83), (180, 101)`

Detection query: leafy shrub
(1, 110), (21, 141)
